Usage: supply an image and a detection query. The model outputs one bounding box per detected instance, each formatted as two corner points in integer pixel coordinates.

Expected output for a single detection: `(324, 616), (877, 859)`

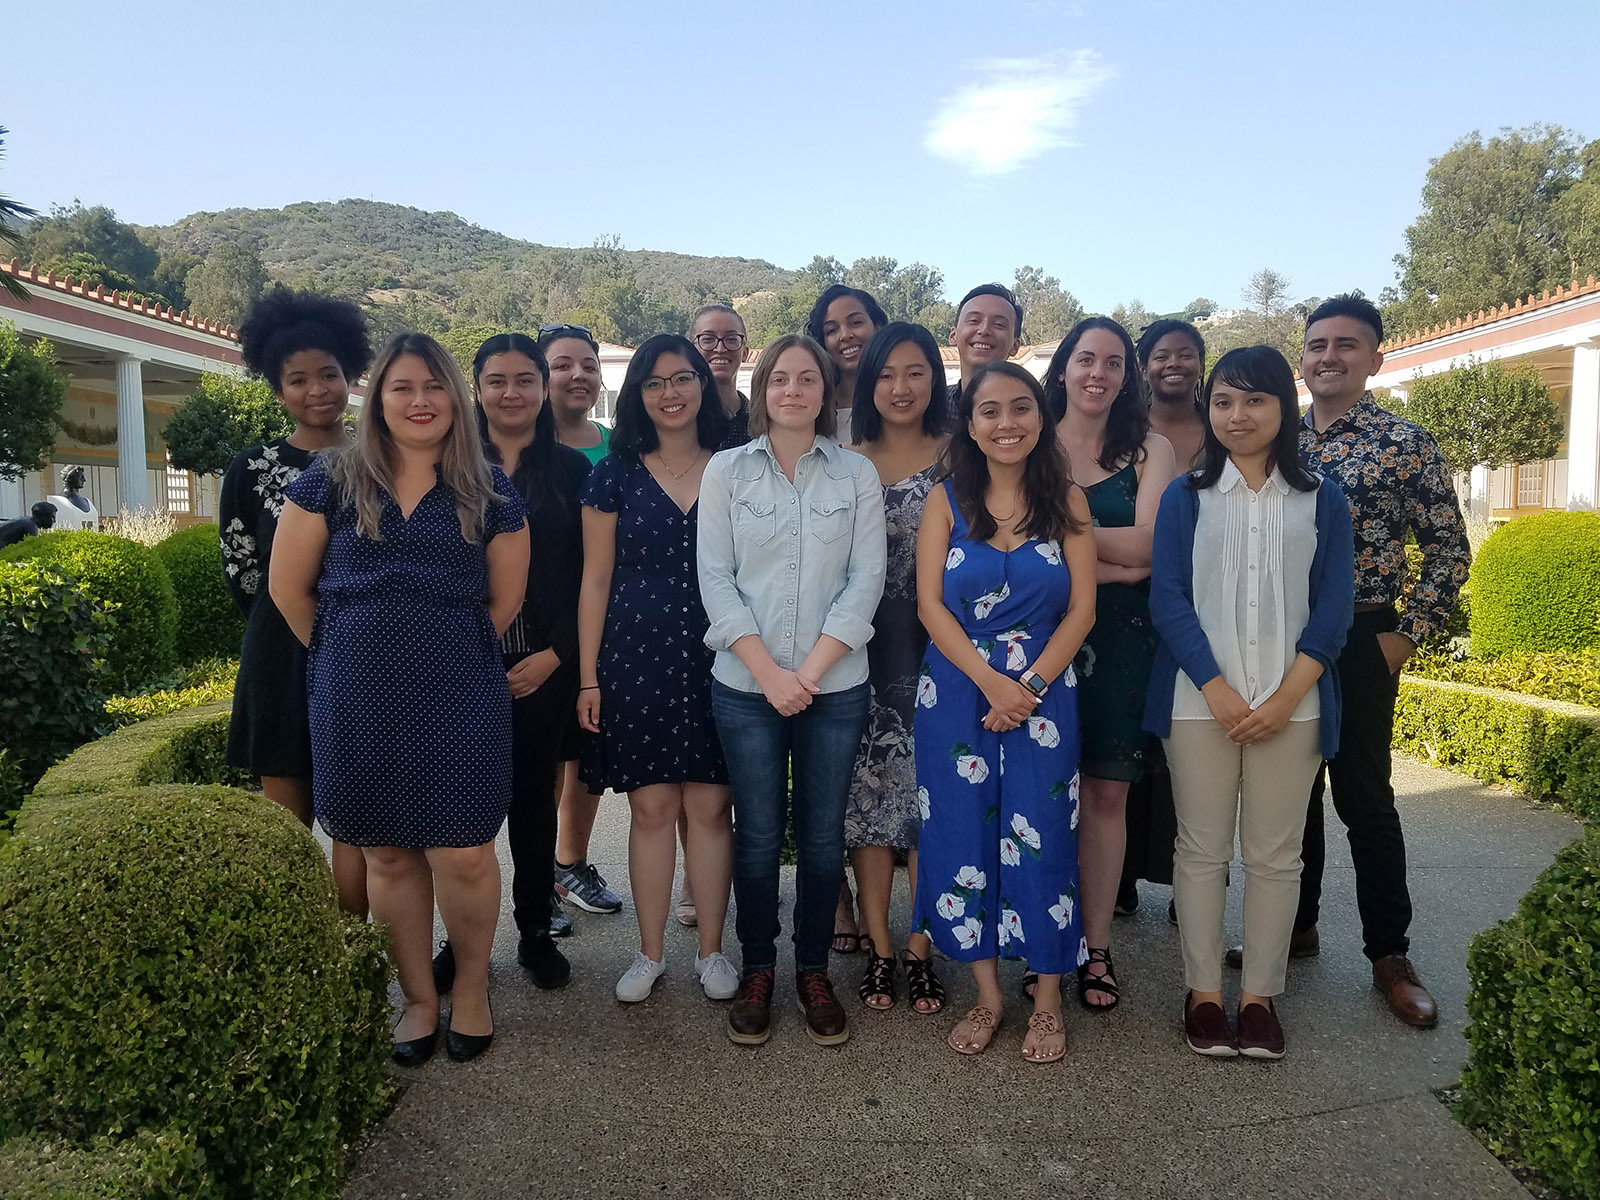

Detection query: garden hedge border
(1395, 675), (1600, 822)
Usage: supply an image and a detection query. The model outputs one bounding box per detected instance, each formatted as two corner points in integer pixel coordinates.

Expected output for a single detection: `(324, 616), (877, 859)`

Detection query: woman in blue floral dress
(913, 363), (1097, 1062)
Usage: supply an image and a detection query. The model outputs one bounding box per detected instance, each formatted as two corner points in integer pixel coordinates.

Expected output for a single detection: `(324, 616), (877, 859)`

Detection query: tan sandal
(1022, 1009), (1067, 1063)
(947, 1004), (1001, 1056)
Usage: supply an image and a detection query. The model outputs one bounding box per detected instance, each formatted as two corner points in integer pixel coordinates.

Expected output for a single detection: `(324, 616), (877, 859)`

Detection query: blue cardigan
(1142, 473), (1355, 760)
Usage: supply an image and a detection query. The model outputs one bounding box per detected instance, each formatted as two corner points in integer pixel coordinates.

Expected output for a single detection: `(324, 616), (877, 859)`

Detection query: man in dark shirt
(0, 501), (57, 548)
(689, 304), (752, 451)
(945, 284), (1023, 417)
(1287, 292), (1469, 1028)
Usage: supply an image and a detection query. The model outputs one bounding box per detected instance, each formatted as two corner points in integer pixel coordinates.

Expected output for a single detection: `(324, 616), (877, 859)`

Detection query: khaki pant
(1165, 719), (1323, 996)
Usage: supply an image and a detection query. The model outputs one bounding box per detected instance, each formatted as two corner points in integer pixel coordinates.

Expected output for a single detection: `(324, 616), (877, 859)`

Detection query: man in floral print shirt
(1287, 292), (1469, 1029)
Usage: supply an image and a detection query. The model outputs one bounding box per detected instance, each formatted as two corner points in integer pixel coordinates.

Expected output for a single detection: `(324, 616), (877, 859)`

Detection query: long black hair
(610, 333), (729, 456)
(942, 362), (1081, 543)
(473, 332), (559, 504)
(1043, 316), (1148, 470)
(849, 322), (948, 444)
(1190, 345), (1320, 493)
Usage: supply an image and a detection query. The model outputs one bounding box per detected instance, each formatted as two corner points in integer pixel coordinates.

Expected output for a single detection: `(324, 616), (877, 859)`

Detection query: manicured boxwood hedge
(0, 1127), (212, 1199)
(1469, 511), (1600, 657)
(154, 524), (246, 664)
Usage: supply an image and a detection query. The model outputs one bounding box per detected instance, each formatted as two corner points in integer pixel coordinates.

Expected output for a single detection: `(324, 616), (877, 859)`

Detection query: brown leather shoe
(1183, 992), (1237, 1057)
(726, 969), (774, 1045)
(1372, 954), (1438, 1028)
(1236, 1000), (1286, 1059)
(1224, 924), (1319, 970)
(796, 970), (849, 1046)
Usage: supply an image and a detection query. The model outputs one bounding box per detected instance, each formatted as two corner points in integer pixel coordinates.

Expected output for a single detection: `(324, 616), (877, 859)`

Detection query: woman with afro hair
(221, 287), (372, 915)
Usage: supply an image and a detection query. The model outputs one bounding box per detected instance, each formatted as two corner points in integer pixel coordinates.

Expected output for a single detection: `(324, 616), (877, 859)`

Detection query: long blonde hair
(326, 333), (499, 542)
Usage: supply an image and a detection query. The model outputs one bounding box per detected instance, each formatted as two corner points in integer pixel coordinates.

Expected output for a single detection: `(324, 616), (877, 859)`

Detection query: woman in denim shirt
(697, 333), (887, 1049)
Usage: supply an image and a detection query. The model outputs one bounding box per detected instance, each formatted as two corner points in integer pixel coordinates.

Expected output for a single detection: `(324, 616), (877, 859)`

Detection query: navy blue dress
(285, 459), (528, 848)
(579, 454), (726, 792)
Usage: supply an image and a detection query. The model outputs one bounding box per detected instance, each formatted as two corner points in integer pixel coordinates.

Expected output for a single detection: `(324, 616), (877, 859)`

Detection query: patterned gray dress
(844, 463), (940, 849)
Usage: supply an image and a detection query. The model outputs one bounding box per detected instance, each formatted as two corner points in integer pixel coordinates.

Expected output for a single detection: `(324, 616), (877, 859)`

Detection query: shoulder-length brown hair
(326, 332), (500, 542)
(746, 333), (837, 440)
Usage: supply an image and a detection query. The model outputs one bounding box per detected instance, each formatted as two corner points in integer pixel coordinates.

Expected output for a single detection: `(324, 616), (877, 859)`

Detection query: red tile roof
(1, 259), (239, 339)
(1385, 276), (1600, 351)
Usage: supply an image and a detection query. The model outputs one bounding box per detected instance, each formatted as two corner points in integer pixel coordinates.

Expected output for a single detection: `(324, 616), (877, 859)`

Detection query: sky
(5, 0), (1600, 317)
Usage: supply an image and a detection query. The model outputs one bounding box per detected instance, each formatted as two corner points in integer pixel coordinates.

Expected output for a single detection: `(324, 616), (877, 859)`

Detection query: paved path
(343, 758), (1581, 1199)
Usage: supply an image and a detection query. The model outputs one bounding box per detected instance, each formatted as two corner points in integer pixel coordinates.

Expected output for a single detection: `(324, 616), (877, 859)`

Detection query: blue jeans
(712, 679), (870, 974)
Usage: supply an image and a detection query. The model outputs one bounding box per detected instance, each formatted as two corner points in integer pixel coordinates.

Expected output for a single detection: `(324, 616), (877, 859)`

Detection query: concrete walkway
(343, 758), (1581, 1199)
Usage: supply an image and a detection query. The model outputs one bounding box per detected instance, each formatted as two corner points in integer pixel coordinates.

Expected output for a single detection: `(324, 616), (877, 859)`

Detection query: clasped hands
(980, 668), (1040, 733)
(1200, 677), (1292, 746)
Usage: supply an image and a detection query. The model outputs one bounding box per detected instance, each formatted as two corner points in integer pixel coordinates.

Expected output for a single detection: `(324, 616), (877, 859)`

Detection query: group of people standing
(219, 277), (1468, 1068)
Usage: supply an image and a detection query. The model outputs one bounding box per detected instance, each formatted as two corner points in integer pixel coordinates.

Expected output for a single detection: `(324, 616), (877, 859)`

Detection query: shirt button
(789, 563), (796, 570)
(1249, 639), (1256, 645)
(787, 598), (795, 606)
(1249, 564), (1256, 571)
(1251, 527), (1258, 533)
(1250, 600), (1257, 607)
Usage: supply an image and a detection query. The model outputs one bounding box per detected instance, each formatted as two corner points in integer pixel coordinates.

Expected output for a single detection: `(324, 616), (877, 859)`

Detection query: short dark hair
(747, 334), (836, 440)
(30, 500), (56, 528)
(849, 322), (949, 443)
(1304, 291), (1383, 345)
(238, 287), (373, 392)
(1135, 319), (1206, 367)
(805, 285), (888, 349)
(1192, 345), (1320, 493)
(610, 333), (729, 456)
(1043, 316), (1148, 470)
(955, 283), (1024, 333)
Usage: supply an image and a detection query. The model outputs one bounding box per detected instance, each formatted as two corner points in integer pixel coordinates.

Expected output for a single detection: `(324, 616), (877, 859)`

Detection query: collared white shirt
(697, 434), (886, 694)
(1172, 461), (1320, 722)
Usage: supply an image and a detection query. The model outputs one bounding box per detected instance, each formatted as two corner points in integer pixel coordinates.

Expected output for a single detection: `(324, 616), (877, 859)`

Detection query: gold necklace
(654, 448), (704, 481)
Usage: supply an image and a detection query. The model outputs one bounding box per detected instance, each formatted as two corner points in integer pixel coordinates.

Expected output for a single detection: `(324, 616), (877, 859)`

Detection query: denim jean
(712, 679), (870, 974)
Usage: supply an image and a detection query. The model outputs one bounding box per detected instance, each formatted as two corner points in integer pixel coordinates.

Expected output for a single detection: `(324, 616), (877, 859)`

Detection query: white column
(1570, 341), (1600, 511)
(115, 355), (148, 513)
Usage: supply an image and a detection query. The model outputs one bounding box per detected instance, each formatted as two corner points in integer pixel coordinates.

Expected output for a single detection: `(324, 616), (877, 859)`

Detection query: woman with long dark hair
(577, 333), (735, 1003)
(1146, 346), (1353, 1058)
(913, 363), (1096, 1061)
(806, 284), (888, 428)
(1043, 317), (1178, 1012)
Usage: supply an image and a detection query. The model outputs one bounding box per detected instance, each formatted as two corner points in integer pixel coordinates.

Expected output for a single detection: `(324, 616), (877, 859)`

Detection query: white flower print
(953, 917), (982, 950)
(1071, 799), (1080, 832)
(1027, 715), (1060, 748)
(945, 546), (966, 571)
(918, 786), (931, 821)
(998, 628), (1031, 670)
(936, 891), (965, 921)
(954, 866), (987, 892)
(1036, 539), (1062, 565)
(972, 581), (1010, 620)
(1002, 905), (1026, 944)
(1000, 837), (1020, 867)
(239, 568), (261, 595)
(1061, 663), (1077, 689)
(917, 675), (938, 708)
(1077, 936), (1090, 967)
(1010, 812), (1040, 851)
(955, 752), (989, 784)
(996, 919), (1011, 949)
(1049, 893), (1075, 930)
(1069, 773), (1081, 804)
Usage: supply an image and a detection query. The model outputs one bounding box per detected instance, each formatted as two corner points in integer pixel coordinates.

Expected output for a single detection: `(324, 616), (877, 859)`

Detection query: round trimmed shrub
(0, 1127), (211, 1198)
(0, 785), (392, 1199)
(1460, 829), (1600, 1198)
(154, 525), (245, 663)
(0, 530), (178, 691)
(1469, 511), (1600, 657)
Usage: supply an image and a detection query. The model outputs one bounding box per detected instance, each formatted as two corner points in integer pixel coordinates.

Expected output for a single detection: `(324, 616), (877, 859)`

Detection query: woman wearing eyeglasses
(688, 304), (752, 452)
(577, 334), (735, 1002)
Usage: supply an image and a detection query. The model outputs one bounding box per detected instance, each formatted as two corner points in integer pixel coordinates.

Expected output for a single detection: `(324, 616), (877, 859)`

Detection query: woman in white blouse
(697, 333), (887, 1049)
(1145, 346), (1353, 1061)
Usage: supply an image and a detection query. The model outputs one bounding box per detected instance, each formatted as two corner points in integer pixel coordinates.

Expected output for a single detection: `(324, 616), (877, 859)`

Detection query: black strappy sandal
(1077, 946), (1121, 1012)
(858, 952), (897, 1009)
(1021, 971), (1040, 1002)
(902, 949), (945, 1015)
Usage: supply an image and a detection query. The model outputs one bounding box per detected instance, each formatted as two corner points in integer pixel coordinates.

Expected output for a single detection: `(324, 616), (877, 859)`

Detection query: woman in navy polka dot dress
(577, 334), (735, 1004)
(272, 333), (530, 1067)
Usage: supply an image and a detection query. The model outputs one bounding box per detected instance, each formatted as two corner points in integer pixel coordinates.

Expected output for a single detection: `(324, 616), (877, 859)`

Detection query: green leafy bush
(1460, 829), (1600, 1200)
(1393, 677), (1600, 822)
(0, 785), (392, 1199)
(1470, 512), (1600, 657)
(0, 1127), (213, 1199)
(0, 559), (112, 789)
(153, 525), (245, 663)
(30, 700), (246, 803)
(0, 530), (178, 692)
(1406, 648), (1600, 708)
(104, 657), (237, 727)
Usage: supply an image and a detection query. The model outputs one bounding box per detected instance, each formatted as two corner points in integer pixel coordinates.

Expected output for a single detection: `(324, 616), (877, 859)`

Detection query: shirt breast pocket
(809, 498), (851, 544)
(734, 499), (777, 546)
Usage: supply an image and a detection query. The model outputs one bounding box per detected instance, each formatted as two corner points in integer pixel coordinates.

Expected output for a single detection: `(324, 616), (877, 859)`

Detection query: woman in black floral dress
(220, 288), (371, 915)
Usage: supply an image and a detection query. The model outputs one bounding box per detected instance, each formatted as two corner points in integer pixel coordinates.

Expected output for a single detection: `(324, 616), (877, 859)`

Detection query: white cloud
(924, 50), (1116, 177)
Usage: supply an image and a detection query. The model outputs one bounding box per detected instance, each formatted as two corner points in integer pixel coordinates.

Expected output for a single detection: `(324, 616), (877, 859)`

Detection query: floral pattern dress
(844, 463), (939, 849)
(912, 482), (1087, 974)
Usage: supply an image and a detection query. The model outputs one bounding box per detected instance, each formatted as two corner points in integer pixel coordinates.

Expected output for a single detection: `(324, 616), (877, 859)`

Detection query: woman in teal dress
(1045, 318), (1178, 1011)
(913, 363), (1097, 1062)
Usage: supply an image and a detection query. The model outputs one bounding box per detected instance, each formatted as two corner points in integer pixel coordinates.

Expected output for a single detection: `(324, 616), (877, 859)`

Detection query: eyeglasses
(693, 332), (747, 351)
(538, 323), (595, 342)
(641, 371), (702, 398)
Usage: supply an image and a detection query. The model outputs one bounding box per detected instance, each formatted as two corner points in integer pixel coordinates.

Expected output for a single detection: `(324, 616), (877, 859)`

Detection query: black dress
(579, 454), (726, 792)
(220, 438), (316, 778)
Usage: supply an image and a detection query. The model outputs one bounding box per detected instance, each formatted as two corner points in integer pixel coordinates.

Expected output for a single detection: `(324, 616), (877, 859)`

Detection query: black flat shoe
(432, 940), (456, 994)
(392, 1028), (439, 1068)
(446, 998), (495, 1063)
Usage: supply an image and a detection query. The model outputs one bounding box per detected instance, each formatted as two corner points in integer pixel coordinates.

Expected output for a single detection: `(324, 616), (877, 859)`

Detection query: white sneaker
(695, 951), (740, 1001)
(616, 951), (666, 1003)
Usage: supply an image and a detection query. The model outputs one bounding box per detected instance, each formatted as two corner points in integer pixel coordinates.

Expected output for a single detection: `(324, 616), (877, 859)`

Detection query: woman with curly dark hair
(1042, 317), (1177, 1012)
(221, 287), (372, 915)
